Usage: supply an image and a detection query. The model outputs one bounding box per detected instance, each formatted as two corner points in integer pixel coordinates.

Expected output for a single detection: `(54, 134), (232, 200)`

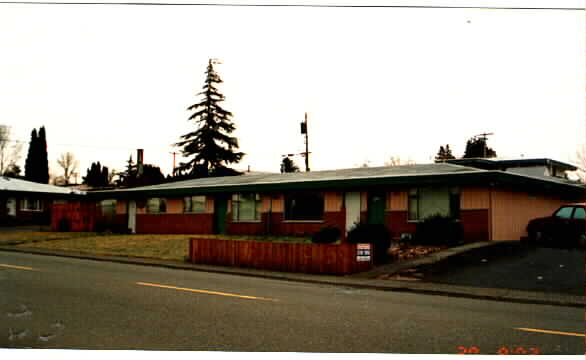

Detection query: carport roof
(0, 176), (85, 196)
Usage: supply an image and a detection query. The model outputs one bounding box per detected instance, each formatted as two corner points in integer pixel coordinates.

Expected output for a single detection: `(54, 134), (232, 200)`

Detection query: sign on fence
(356, 243), (371, 262)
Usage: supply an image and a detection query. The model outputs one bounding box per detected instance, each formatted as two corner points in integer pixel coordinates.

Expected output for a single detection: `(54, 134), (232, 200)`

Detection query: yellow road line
(136, 282), (278, 302)
(515, 327), (585, 337)
(0, 264), (37, 271)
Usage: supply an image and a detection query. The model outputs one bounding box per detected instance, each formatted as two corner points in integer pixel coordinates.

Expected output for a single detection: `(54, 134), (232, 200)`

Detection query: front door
(214, 196), (228, 235)
(367, 192), (386, 225)
(128, 200), (136, 234)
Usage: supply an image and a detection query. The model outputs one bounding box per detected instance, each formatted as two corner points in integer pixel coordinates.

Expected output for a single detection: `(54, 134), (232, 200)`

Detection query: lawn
(8, 233), (312, 262)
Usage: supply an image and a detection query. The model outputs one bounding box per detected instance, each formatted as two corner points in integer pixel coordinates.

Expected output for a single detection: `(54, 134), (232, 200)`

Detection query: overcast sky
(1, 0), (584, 181)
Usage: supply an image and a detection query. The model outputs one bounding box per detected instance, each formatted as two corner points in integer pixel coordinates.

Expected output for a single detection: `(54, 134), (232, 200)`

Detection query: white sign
(356, 243), (371, 262)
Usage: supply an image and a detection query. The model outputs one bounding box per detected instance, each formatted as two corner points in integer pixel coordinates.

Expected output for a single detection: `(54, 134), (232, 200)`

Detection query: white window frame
(184, 195), (206, 214)
(20, 198), (43, 212)
(231, 193), (261, 222)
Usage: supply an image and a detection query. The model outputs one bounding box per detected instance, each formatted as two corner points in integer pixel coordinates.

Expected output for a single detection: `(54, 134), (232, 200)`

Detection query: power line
(0, 1), (582, 9)
(3, 138), (177, 152)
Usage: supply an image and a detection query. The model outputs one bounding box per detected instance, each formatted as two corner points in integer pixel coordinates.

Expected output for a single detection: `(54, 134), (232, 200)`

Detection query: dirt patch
(388, 243), (448, 262)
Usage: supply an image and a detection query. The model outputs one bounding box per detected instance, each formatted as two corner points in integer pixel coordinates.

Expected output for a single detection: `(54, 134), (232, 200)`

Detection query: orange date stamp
(457, 345), (541, 355)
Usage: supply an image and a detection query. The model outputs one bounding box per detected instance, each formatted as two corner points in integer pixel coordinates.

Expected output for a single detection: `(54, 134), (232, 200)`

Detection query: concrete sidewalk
(0, 243), (583, 308)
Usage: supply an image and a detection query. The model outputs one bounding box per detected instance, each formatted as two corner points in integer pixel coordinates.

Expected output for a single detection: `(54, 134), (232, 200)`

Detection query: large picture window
(232, 193), (261, 222)
(184, 195), (206, 213)
(408, 187), (460, 221)
(284, 192), (324, 221)
(20, 198), (43, 212)
(100, 199), (117, 216)
(147, 198), (167, 214)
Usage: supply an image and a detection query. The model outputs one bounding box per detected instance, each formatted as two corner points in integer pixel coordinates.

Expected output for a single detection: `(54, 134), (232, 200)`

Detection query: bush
(57, 217), (71, 232)
(311, 226), (341, 244)
(346, 223), (392, 264)
(414, 214), (463, 246)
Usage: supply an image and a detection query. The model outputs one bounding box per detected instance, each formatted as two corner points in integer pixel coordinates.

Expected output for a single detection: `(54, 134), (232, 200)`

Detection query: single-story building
(0, 176), (85, 226)
(57, 160), (584, 242)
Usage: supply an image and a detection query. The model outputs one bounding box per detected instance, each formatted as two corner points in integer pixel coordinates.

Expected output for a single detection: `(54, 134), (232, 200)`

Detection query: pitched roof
(446, 158), (577, 171)
(0, 177), (85, 195)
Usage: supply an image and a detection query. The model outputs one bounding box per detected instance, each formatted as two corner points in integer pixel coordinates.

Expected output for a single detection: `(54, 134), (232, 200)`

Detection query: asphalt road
(0, 251), (584, 354)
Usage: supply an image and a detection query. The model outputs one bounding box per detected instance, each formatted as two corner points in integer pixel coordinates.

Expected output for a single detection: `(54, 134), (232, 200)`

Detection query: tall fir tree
(24, 129), (38, 182)
(175, 59), (244, 178)
(37, 126), (49, 183)
(23, 126), (50, 183)
(280, 157), (300, 173)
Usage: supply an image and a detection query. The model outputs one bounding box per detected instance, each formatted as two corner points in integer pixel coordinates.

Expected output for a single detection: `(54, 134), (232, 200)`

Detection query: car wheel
(528, 230), (542, 246)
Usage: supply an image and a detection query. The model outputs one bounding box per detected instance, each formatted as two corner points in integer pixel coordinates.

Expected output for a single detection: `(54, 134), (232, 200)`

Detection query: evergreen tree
(24, 129), (38, 182)
(175, 59), (244, 178)
(281, 157), (300, 173)
(463, 137), (497, 158)
(37, 126), (49, 184)
(434, 144), (456, 162)
(83, 161), (109, 187)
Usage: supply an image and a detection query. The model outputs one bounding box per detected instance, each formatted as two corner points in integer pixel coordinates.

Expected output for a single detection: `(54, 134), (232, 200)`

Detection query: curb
(0, 246), (583, 308)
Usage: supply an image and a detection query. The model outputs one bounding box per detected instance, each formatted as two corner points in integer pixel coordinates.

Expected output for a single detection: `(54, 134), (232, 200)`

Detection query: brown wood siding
(461, 187), (489, 210)
(189, 238), (372, 275)
(205, 197), (214, 214)
(136, 214), (213, 234)
(271, 195), (284, 213)
(116, 200), (127, 214)
(390, 191), (407, 211)
(166, 199), (183, 214)
(361, 192), (368, 212)
(490, 188), (576, 241)
(51, 202), (97, 231)
(324, 192), (343, 212)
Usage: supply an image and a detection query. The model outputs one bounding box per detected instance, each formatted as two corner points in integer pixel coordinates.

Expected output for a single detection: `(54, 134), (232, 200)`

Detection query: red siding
(136, 214), (213, 234)
(460, 209), (489, 242)
(387, 211), (417, 237)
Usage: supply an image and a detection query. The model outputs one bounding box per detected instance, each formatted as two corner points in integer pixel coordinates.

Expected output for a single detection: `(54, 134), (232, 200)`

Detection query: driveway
(412, 243), (584, 296)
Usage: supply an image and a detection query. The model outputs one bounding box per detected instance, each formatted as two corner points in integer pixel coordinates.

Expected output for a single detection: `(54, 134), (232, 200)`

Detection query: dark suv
(526, 204), (585, 248)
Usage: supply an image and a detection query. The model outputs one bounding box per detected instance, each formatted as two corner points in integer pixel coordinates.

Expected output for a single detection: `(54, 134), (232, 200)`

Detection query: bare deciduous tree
(0, 125), (23, 176)
(385, 156), (416, 166)
(56, 152), (79, 185)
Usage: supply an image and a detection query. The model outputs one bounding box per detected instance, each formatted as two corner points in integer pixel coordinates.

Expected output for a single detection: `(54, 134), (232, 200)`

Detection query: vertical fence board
(189, 239), (372, 275)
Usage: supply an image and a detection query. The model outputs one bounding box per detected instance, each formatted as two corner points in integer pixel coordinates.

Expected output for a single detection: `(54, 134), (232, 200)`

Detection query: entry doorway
(214, 196), (228, 235)
(128, 200), (136, 234)
(367, 192), (386, 225)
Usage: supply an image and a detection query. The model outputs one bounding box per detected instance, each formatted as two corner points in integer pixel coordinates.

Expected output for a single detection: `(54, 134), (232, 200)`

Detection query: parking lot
(417, 242), (585, 296)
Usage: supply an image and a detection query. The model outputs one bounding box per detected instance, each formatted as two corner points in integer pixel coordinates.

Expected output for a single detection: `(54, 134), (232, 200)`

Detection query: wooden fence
(189, 238), (373, 275)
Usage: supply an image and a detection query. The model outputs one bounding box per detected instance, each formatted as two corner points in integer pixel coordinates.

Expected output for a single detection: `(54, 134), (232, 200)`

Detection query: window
(572, 206), (585, 220)
(147, 198), (167, 214)
(554, 206), (573, 219)
(184, 196), (206, 213)
(100, 199), (117, 216)
(284, 192), (324, 221)
(20, 198), (43, 211)
(408, 187), (460, 221)
(232, 193), (261, 222)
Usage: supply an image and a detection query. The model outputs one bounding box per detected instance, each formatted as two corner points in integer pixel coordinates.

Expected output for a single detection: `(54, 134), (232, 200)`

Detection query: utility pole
(170, 152), (176, 175)
(300, 112), (310, 172)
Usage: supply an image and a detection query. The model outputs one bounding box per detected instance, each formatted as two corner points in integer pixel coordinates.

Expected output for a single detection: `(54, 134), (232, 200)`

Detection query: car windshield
(554, 207), (574, 219)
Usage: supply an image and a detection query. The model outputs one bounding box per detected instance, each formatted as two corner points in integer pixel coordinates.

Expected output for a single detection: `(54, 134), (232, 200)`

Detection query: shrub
(57, 217), (71, 232)
(311, 226), (341, 244)
(414, 214), (463, 246)
(346, 223), (392, 264)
